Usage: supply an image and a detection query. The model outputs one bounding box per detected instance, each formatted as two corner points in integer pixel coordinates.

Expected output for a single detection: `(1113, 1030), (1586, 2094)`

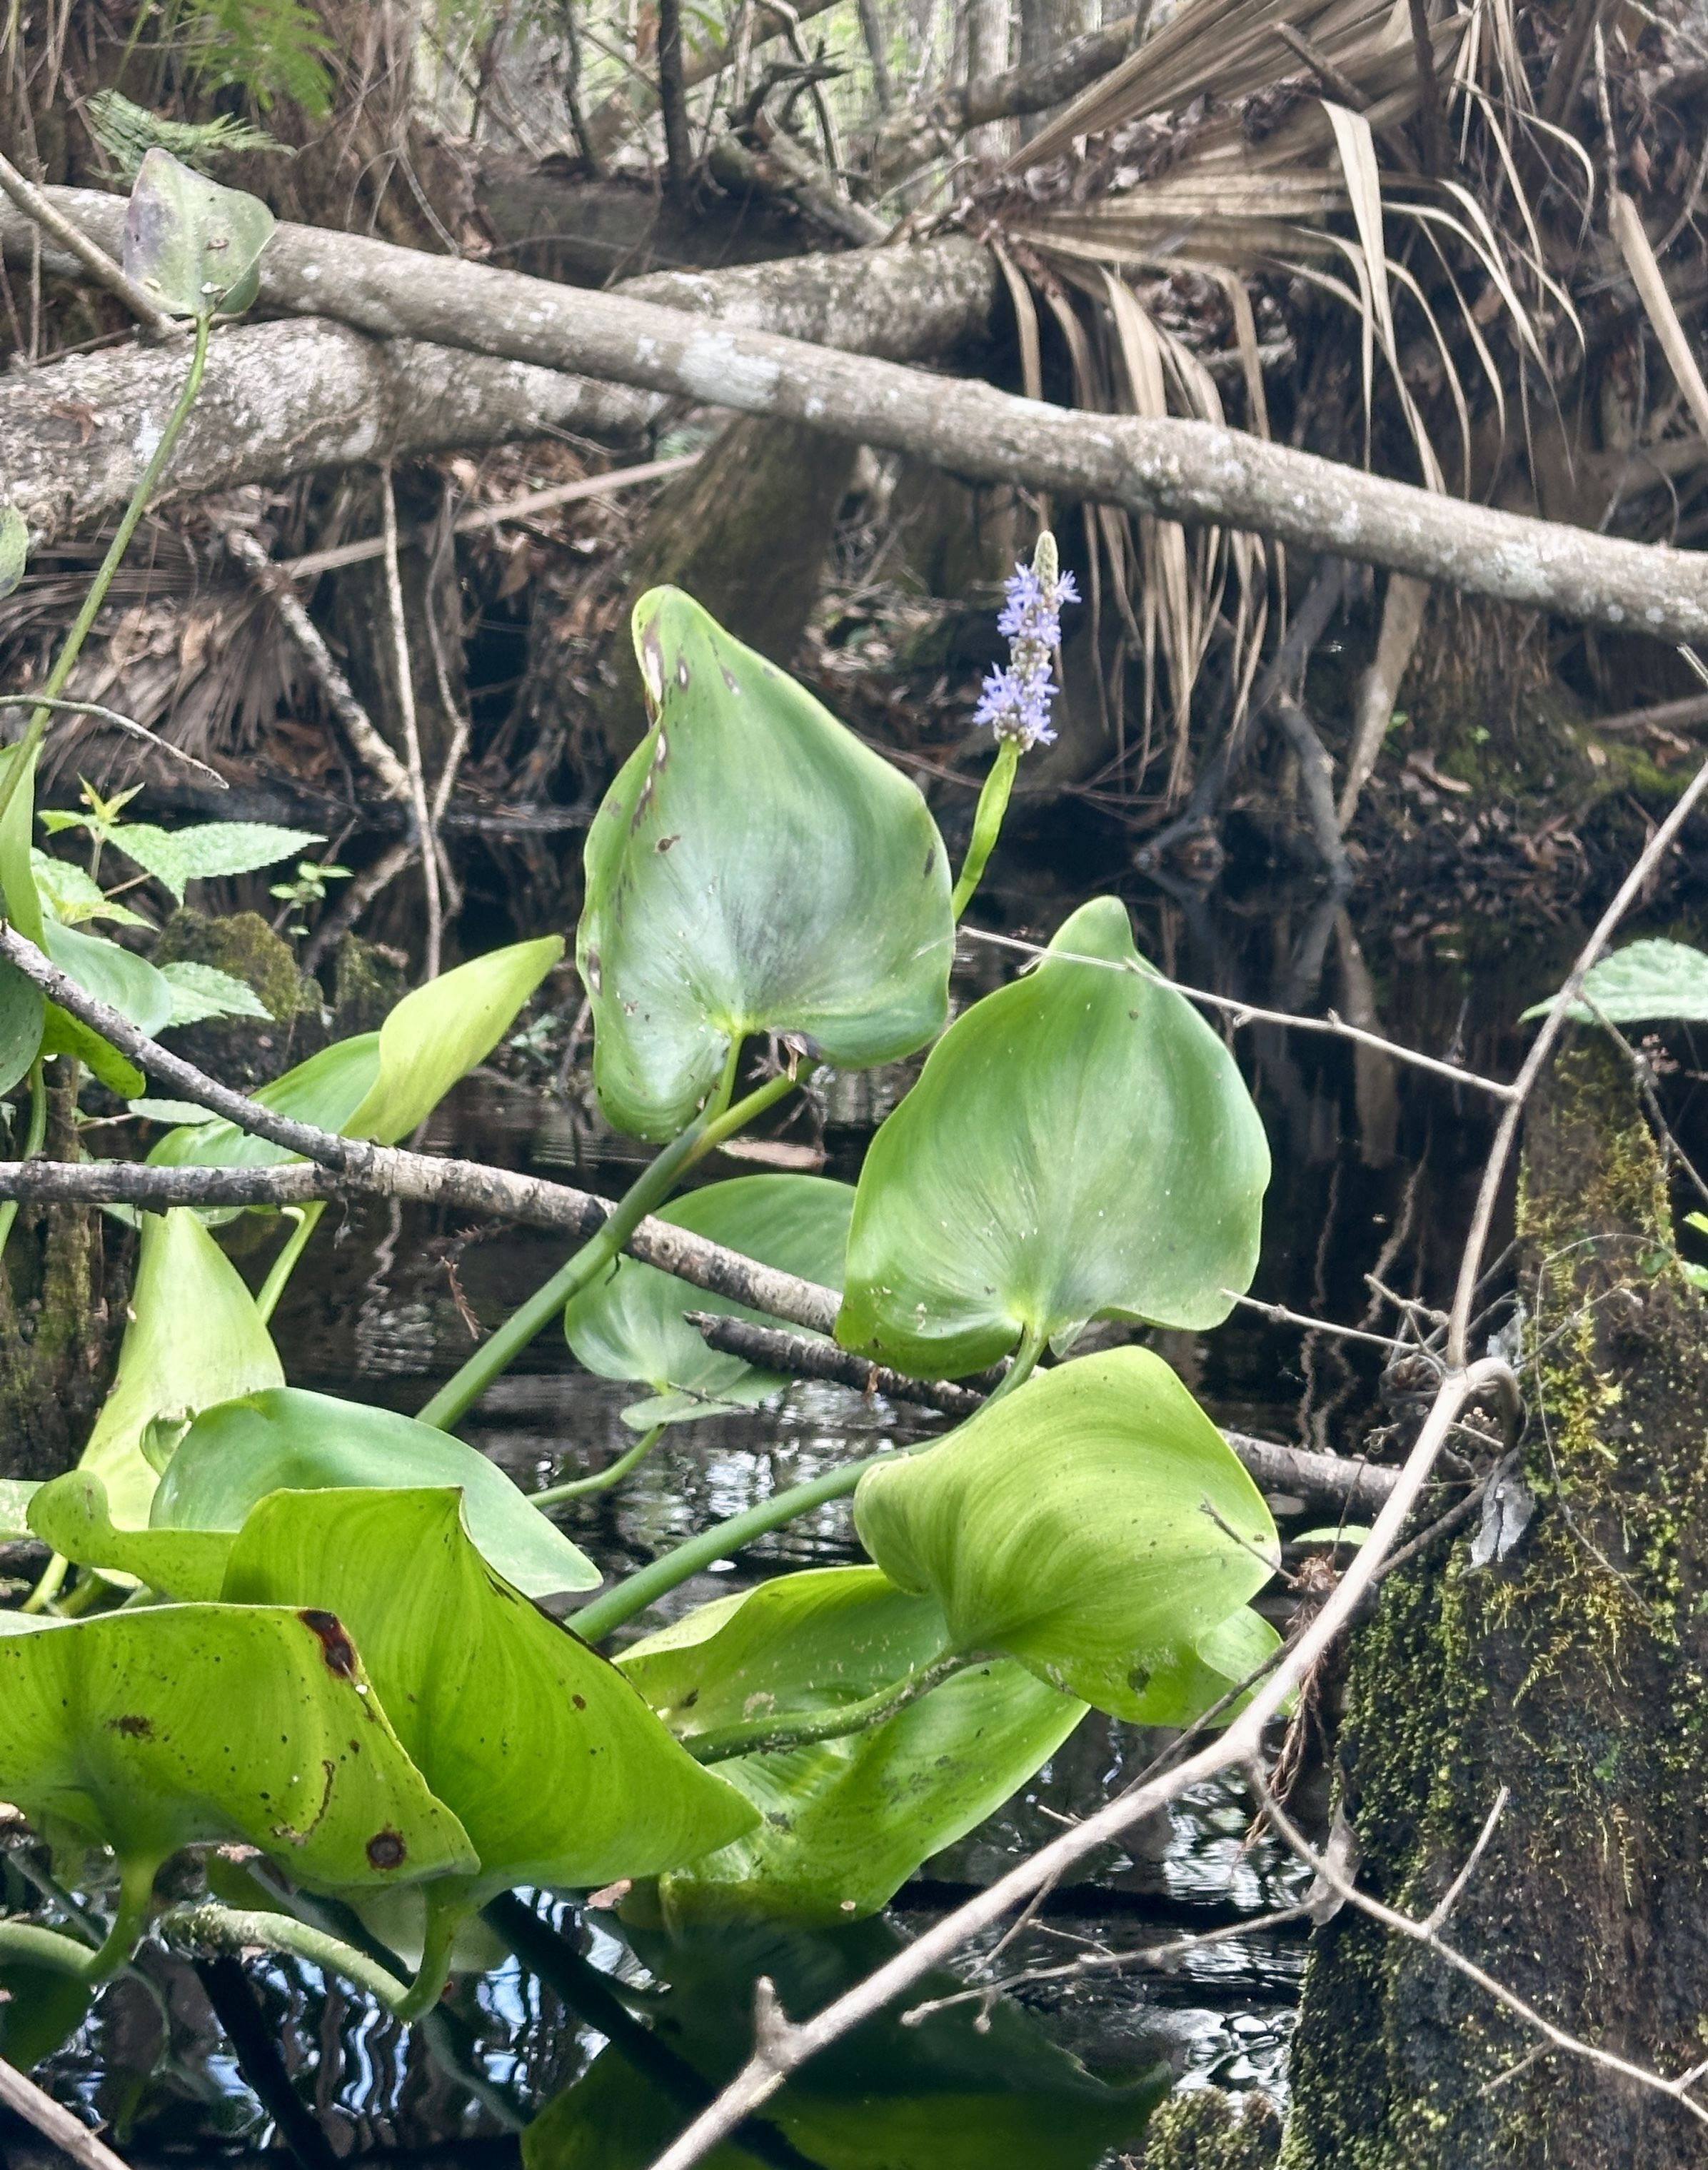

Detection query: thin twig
(0, 147), (174, 335)
(687, 1310), (1400, 1510)
(959, 927), (1519, 1102)
(0, 695), (228, 784)
(1449, 732), (1708, 1364)
(0, 2056), (134, 2170)
(380, 463), (443, 978)
(223, 528), (413, 804)
(1252, 1773), (1708, 2122)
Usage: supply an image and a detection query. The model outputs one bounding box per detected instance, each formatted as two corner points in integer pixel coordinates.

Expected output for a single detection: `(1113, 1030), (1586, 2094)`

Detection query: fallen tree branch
(0, 146), (173, 335)
(14, 194), (1708, 634)
(7, 190), (1676, 636)
(0, 220), (999, 544)
(688, 1310), (1400, 1510)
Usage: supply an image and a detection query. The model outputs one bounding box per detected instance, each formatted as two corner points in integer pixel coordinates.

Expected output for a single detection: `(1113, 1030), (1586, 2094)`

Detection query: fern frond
(174, 0), (336, 116)
(84, 89), (291, 180)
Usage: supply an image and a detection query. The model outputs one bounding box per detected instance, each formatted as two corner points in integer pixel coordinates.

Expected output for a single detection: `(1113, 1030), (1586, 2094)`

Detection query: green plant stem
(531, 1422), (666, 1506)
(0, 315), (211, 840)
(682, 1652), (983, 1764)
(415, 1068), (799, 1433)
(0, 1854), (156, 1981)
(0, 1052), (48, 1261)
(161, 1903), (416, 2013)
(255, 1200), (324, 1325)
(985, 1324), (1046, 1405)
(950, 738), (1020, 921)
(19, 1550), (68, 1615)
(570, 1443), (926, 1645)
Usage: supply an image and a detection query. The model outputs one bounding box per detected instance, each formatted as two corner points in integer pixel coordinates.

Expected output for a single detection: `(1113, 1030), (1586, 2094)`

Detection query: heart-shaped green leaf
(619, 1566), (1084, 1924)
(69, 1208), (283, 1533)
(0, 1964), (91, 2069)
(852, 1349), (1280, 1722)
(149, 1386), (599, 1596)
(121, 149), (275, 316)
(219, 1487), (756, 1899)
(565, 1175), (853, 1428)
(577, 588), (954, 1142)
(149, 937), (562, 1169)
(1521, 938), (1708, 1024)
(0, 1603), (476, 1891)
(836, 898), (1270, 1378)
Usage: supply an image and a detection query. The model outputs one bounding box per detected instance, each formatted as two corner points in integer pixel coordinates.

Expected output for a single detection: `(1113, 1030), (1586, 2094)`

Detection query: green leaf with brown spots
(0, 1603), (476, 1894)
(577, 588), (954, 1142)
(219, 1487), (758, 1899)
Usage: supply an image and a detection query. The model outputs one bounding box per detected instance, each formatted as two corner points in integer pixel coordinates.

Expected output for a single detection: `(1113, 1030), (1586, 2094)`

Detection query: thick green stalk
(163, 1904), (415, 2012)
(0, 315), (211, 838)
(416, 1068), (798, 1432)
(569, 1443), (925, 1645)
(682, 1652), (980, 1764)
(531, 1422), (665, 1506)
(950, 737), (1019, 920)
(983, 1323), (1045, 1404)
(0, 1854), (156, 1981)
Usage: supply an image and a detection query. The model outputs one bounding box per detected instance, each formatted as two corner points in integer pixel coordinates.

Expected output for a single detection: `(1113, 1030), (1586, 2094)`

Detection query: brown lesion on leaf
(298, 1608), (357, 1677)
(366, 1827), (408, 1870)
(107, 1713), (153, 1738)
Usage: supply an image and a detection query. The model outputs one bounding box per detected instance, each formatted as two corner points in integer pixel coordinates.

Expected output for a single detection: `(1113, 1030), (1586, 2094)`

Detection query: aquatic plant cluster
(0, 154), (1277, 2163)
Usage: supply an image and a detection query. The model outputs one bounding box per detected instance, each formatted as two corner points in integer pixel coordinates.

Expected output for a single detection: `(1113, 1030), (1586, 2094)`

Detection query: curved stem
(682, 1652), (983, 1764)
(531, 1422), (666, 1506)
(0, 1053), (49, 1262)
(255, 1200), (324, 1325)
(0, 315), (211, 838)
(388, 1884), (466, 2023)
(950, 738), (1019, 921)
(161, 1903), (413, 2011)
(416, 1067), (801, 1434)
(0, 1854), (158, 1981)
(984, 1323), (1045, 1405)
(19, 1549), (68, 1615)
(569, 1442), (928, 1645)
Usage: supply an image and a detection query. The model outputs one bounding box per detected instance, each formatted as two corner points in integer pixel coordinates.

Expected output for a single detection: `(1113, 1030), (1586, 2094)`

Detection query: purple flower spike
(981, 534), (1075, 752)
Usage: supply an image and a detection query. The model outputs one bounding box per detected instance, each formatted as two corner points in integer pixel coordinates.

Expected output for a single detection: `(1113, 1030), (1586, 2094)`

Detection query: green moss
(1282, 1043), (1708, 2167)
(1145, 2089), (1280, 2168)
(329, 934), (406, 1038)
(154, 908), (311, 1023)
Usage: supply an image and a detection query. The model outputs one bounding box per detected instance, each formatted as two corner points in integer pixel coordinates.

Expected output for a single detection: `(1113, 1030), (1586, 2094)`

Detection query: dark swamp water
(17, 828), (1708, 2170)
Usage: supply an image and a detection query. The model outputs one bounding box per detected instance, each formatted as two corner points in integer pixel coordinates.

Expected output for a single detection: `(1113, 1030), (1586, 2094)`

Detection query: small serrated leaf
(169, 821), (324, 883)
(161, 960), (273, 1026)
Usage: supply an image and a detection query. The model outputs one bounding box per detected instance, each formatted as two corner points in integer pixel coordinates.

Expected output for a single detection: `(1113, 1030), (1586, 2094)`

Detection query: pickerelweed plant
(0, 517), (1276, 2157)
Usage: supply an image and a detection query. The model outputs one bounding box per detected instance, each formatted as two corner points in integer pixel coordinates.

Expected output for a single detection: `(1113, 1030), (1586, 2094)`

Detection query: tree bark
(1018, 0), (1100, 139)
(1282, 1039), (1708, 2167)
(0, 223), (1000, 545)
(591, 413), (860, 760)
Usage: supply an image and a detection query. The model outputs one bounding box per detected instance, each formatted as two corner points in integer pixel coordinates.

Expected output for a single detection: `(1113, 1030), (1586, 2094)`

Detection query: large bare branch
(0, 218), (999, 544)
(16, 190), (1708, 639)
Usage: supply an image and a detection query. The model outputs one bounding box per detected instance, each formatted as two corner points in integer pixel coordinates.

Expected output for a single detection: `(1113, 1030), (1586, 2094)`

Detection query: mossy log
(1281, 1039), (1708, 2167)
